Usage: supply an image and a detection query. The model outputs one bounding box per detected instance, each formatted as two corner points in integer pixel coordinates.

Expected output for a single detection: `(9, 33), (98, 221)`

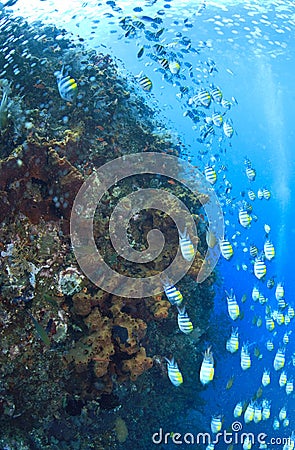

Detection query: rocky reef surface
(0, 10), (216, 449)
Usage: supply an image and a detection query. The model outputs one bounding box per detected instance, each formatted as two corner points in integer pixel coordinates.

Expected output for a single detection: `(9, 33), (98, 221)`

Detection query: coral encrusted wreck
(0, 10), (216, 450)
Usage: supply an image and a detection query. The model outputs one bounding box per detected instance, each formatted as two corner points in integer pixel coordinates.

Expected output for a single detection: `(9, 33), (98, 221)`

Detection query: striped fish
(158, 58), (169, 70)
(275, 282), (284, 300)
(286, 380), (293, 395)
(241, 344), (251, 370)
(136, 73), (152, 91)
(245, 167), (256, 181)
(279, 371), (287, 386)
(219, 239), (234, 260)
(204, 165), (217, 185)
(221, 98), (232, 109)
(198, 89), (211, 107)
(273, 348), (285, 371)
(278, 298), (286, 309)
(234, 402), (243, 418)
(283, 332), (290, 345)
(244, 402), (255, 423)
(262, 401), (271, 420)
(279, 407), (287, 421)
(284, 314), (290, 325)
(252, 286), (260, 301)
(254, 405), (262, 423)
(201, 124), (214, 140)
(200, 347), (214, 385)
(273, 418), (280, 430)
(165, 357), (183, 387)
(262, 370), (270, 387)
(257, 188), (264, 199)
(264, 240), (275, 260)
(153, 44), (166, 55)
(212, 112), (223, 127)
(226, 327), (239, 353)
(163, 282), (183, 306)
(249, 244), (258, 258)
(266, 340), (274, 351)
(254, 257), (266, 279)
(276, 312), (285, 325)
(265, 316), (275, 331)
(211, 415), (222, 434)
(248, 189), (256, 201)
(282, 418), (289, 427)
(226, 289), (240, 321)
(244, 201), (253, 214)
(239, 209), (252, 228)
(210, 85), (223, 103)
(263, 188), (271, 200)
(223, 119), (234, 138)
(133, 20), (145, 29)
(179, 228), (195, 262)
(56, 68), (77, 102)
(177, 307), (193, 334)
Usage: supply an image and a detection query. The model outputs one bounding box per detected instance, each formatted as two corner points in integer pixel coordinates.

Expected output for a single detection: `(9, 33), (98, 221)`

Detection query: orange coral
(111, 298), (147, 355)
(64, 307), (114, 378)
(122, 347), (153, 381)
(147, 294), (171, 320)
(64, 295), (153, 385)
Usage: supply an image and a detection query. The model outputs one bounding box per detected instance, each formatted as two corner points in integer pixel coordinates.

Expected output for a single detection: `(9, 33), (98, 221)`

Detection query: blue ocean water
(2, 0), (295, 449)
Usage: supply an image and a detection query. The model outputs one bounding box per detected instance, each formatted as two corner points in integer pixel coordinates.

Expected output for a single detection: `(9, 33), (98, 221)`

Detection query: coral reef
(146, 294), (171, 319)
(0, 139), (84, 226)
(65, 293), (153, 388)
(0, 8), (216, 450)
(122, 347), (153, 381)
(114, 416), (129, 443)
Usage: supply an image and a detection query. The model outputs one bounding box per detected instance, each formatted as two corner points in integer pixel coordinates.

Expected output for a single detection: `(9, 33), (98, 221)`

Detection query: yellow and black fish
(219, 239), (234, 260)
(223, 119), (234, 138)
(177, 306), (194, 334)
(210, 85), (223, 103)
(158, 58), (169, 70)
(136, 72), (152, 92)
(204, 165), (217, 185)
(56, 67), (77, 102)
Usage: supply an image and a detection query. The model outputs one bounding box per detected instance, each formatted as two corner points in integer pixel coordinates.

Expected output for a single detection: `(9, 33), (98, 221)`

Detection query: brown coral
(146, 294), (171, 320)
(64, 292), (154, 386)
(110, 298), (147, 355)
(64, 307), (114, 378)
(122, 347), (153, 381)
(0, 137), (84, 227)
(72, 291), (92, 317)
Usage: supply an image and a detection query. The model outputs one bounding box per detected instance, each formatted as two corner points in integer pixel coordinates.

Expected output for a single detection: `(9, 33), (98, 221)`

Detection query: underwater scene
(0, 0), (295, 449)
